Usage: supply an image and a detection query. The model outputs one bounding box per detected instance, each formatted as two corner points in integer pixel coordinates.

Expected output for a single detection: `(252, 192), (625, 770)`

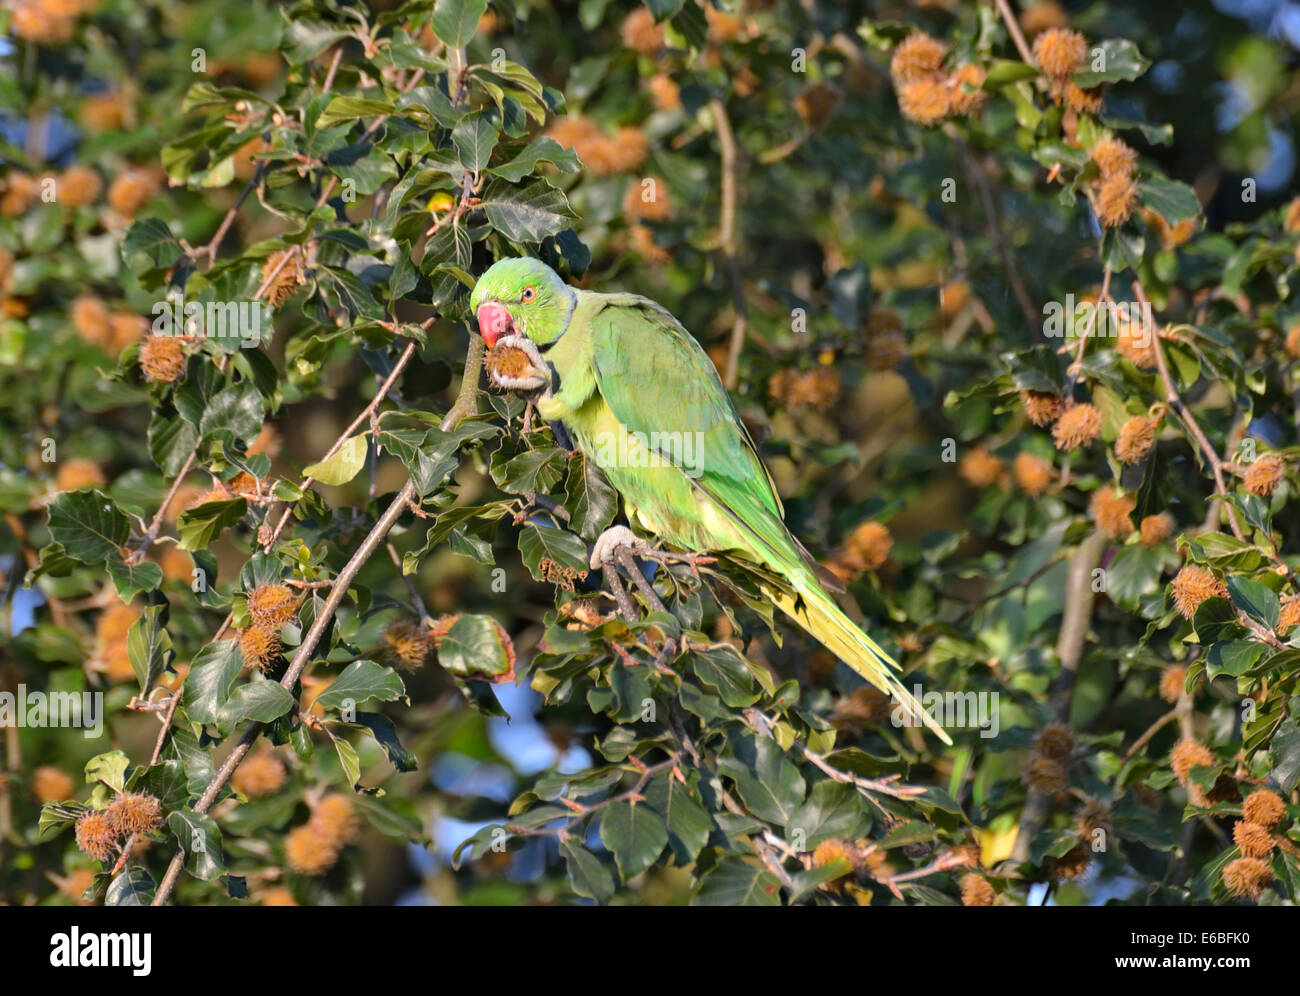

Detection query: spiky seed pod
(381, 619), (433, 671)
(262, 249), (305, 309)
(1139, 512), (1175, 547)
(71, 295), (112, 346)
(812, 839), (857, 882)
(1052, 403), (1101, 450)
(1034, 723), (1075, 760)
(1089, 486), (1135, 540)
(619, 8), (663, 56)
(1279, 596), (1300, 634)
(1050, 843), (1093, 881)
(139, 335), (185, 383)
(1024, 757), (1069, 794)
(1170, 565), (1225, 618)
(1241, 789), (1287, 829)
(188, 483), (231, 510)
(829, 686), (895, 736)
(1020, 390), (1064, 426)
(75, 811), (118, 863)
(313, 793), (361, 846)
(1171, 739), (1215, 788)
(1013, 452), (1053, 497)
(897, 77), (951, 126)
(793, 82), (842, 129)
(960, 872), (996, 906)
(1243, 453), (1286, 497)
(1114, 320), (1158, 369)
(890, 32), (948, 83)
(228, 472), (261, 497)
(843, 521), (892, 572)
(1094, 172), (1138, 228)
(959, 447), (1005, 488)
(622, 177), (672, 222)
(1222, 857), (1273, 900)
(105, 792), (163, 836)
(230, 749), (287, 799)
(239, 625), (281, 673)
(247, 583), (298, 628)
(58, 165), (102, 207)
(1033, 27), (1087, 79)
(261, 886), (298, 906)
(107, 168), (160, 216)
(1091, 138), (1137, 180)
(1075, 798), (1113, 841)
(285, 823), (340, 876)
(56, 458), (106, 492)
(0, 172), (38, 216)
(1233, 820), (1276, 859)
(1115, 415), (1158, 464)
(947, 63), (988, 114)
(648, 73), (680, 111)
(32, 765), (75, 802)
(1065, 83), (1103, 114)
(1159, 665), (1188, 704)
(864, 309), (907, 370)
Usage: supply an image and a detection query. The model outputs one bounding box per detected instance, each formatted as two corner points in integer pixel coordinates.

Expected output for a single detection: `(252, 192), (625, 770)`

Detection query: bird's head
(469, 257), (575, 348)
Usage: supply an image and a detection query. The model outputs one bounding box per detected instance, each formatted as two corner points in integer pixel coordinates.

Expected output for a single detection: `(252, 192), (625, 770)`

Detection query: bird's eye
(521, 285), (536, 302)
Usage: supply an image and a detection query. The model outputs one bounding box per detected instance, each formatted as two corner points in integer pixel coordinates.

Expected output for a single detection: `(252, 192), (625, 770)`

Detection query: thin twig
(711, 98), (749, 392)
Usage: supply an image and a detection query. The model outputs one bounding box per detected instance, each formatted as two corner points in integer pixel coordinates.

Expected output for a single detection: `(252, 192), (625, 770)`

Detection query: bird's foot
(589, 524), (652, 571)
(639, 548), (717, 578)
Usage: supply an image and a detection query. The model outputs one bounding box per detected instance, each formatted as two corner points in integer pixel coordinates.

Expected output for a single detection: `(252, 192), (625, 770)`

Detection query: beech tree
(2, 0), (1299, 907)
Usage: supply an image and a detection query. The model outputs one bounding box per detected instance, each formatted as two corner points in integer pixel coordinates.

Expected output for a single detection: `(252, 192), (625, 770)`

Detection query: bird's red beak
(477, 301), (512, 348)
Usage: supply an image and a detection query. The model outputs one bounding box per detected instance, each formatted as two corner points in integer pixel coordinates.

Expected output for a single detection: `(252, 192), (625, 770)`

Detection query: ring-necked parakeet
(469, 257), (950, 744)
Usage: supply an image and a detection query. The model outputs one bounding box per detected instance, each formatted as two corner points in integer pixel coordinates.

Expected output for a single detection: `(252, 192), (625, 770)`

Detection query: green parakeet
(470, 257), (950, 744)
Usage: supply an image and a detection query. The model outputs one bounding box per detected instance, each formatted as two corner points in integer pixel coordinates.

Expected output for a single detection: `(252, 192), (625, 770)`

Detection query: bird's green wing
(586, 294), (804, 568)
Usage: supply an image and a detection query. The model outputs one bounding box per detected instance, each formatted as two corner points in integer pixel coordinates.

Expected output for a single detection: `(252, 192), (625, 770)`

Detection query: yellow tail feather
(768, 582), (953, 746)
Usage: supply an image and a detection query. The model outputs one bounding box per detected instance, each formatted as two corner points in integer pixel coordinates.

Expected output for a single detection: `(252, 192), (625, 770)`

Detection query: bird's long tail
(767, 578), (952, 745)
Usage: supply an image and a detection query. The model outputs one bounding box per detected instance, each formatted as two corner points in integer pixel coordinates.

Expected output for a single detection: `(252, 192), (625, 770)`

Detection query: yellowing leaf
(302, 434), (368, 487)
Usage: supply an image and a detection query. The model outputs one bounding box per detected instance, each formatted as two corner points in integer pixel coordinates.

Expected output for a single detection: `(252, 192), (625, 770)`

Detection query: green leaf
(1141, 177), (1201, 226)
(691, 646), (759, 708)
(432, 0), (489, 47)
(452, 113), (499, 172)
(718, 735), (806, 825)
(1227, 575), (1279, 629)
(127, 604), (173, 694)
(85, 751), (130, 793)
(645, 773), (711, 865)
(317, 95), (397, 129)
(183, 639), (243, 726)
(479, 178), (577, 242)
(518, 522), (590, 582)
(122, 218), (183, 270)
(168, 809), (226, 881)
(559, 839), (616, 901)
(786, 780), (868, 847)
(106, 867), (155, 906)
(216, 678), (295, 731)
(302, 433), (369, 486)
(1205, 640), (1267, 679)
(199, 381), (265, 441)
(1072, 39), (1149, 87)
(436, 614), (516, 682)
(177, 497), (246, 552)
(315, 660), (407, 712)
(562, 452), (617, 541)
(692, 857), (781, 906)
(48, 490), (129, 563)
(106, 556), (164, 603)
(1271, 718), (1300, 794)
(599, 800), (669, 881)
(489, 136), (581, 182)
(333, 712), (419, 773)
